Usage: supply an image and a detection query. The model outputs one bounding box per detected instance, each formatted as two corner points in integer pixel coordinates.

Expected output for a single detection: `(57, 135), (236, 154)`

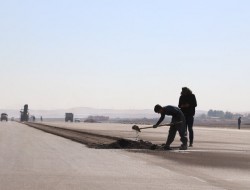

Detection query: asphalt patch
(24, 122), (163, 150)
(96, 139), (161, 150)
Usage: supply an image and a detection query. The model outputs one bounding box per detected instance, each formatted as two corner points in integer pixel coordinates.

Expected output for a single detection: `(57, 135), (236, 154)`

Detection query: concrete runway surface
(0, 121), (249, 190)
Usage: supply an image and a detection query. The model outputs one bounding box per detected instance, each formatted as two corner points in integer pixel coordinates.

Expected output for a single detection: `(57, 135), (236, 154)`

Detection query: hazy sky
(1, 0), (250, 112)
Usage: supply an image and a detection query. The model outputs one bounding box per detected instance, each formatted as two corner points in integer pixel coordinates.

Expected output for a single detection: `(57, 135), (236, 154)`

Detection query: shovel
(132, 121), (183, 132)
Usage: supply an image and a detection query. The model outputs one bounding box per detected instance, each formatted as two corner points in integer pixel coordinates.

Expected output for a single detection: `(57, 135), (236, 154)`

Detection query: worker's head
(181, 87), (192, 95)
(154, 104), (162, 113)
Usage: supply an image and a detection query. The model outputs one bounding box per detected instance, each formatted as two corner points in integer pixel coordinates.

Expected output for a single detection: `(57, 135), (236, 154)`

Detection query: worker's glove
(153, 125), (158, 128)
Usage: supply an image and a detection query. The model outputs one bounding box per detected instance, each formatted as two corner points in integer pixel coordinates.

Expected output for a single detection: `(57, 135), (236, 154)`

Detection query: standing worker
(153, 104), (188, 150)
(178, 87), (197, 147)
(238, 117), (241, 129)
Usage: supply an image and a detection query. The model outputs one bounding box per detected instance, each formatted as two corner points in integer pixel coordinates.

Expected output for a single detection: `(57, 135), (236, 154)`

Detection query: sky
(0, 0), (250, 112)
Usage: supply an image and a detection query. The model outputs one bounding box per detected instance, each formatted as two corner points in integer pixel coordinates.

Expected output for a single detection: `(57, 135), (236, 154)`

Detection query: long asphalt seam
(21, 122), (121, 148)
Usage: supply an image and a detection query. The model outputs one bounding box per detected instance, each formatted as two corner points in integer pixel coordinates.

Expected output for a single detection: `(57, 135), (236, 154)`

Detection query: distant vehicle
(75, 118), (81, 122)
(65, 113), (73, 122)
(11, 117), (15, 121)
(1, 113), (8, 121)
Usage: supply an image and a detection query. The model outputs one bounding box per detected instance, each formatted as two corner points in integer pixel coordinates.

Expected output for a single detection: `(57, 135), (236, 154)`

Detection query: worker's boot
(163, 145), (172, 150)
(179, 144), (188, 150)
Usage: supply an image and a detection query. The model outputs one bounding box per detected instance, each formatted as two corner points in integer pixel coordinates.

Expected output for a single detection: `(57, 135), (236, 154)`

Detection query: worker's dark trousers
(185, 115), (194, 145)
(166, 114), (187, 146)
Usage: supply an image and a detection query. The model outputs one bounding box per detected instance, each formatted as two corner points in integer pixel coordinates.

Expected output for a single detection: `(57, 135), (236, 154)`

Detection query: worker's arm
(192, 94), (197, 107)
(153, 114), (165, 128)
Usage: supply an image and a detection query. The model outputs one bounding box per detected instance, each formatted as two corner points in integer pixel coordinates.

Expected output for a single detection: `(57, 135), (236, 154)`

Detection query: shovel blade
(132, 125), (141, 132)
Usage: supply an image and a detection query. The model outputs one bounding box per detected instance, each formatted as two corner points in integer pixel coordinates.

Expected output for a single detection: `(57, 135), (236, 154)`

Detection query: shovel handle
(139, 121), (182, 130)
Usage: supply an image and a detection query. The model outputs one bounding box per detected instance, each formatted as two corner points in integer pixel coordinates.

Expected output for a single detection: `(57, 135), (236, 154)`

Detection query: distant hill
(0, 107), (208, 119)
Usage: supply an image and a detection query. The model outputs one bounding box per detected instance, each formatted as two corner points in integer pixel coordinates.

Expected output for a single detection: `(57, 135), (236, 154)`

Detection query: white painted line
(171, 149), (249, 153)
(191, 176), (207, 183)
(171, 150), (190, 153)
(171, 149), (207, 152)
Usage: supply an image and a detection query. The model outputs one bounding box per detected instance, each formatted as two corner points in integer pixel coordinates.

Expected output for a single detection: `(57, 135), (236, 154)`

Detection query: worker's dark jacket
(178, 94), (197, 116)
(155, 105), (185, 126)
